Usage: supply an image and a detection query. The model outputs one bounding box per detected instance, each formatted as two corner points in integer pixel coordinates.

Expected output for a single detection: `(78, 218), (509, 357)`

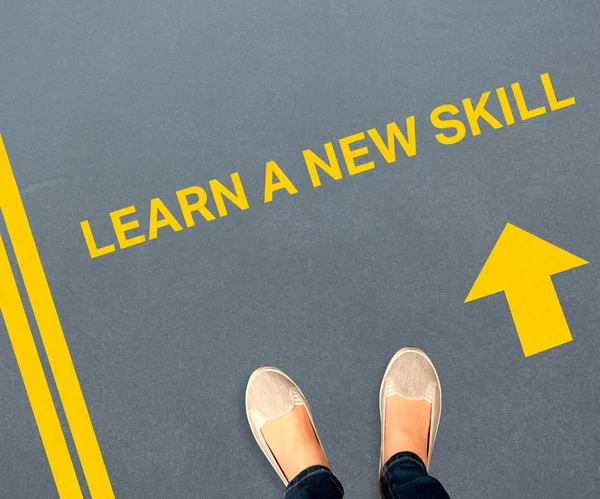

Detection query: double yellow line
(0, 136), (114, 498)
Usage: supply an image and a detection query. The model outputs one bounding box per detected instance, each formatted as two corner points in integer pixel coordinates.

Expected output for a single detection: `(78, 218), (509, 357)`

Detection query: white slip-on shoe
(379, 347), (442, 475)
(245, 366), (329, 485)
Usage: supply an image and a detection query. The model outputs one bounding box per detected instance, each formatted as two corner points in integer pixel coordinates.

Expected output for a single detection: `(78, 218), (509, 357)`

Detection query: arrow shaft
(504, 277), (572, 356)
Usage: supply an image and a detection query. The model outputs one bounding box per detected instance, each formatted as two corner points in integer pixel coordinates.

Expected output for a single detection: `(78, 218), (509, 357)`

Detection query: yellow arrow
(465, 223), (588, 357)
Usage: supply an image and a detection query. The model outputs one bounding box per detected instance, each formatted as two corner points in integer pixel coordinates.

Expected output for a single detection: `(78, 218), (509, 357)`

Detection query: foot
(379, 347), (442, 472)
(384, 396), (431, 464)
(261, 405), (329, 481)
(246, 366), (330, 484)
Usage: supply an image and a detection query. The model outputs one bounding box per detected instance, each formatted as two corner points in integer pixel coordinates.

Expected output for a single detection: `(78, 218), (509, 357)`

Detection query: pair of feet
(246, 347), (442, 483)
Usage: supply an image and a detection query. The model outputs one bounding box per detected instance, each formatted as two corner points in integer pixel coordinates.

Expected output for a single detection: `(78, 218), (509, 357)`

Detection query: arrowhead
(465, 223), (588, 302)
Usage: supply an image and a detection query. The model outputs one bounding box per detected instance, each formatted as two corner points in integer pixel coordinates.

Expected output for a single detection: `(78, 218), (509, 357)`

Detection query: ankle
(384, 430), (428, 465)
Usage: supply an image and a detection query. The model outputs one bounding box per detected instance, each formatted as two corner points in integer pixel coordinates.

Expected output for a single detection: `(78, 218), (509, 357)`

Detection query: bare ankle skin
(261, 405), (329, 481)
(384, 396), (431, 465)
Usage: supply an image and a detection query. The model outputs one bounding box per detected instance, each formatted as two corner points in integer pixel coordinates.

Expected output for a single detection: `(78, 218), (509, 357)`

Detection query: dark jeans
(284, 452), (450, 499)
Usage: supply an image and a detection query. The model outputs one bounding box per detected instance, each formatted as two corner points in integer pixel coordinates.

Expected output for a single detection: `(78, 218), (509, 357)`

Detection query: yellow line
(0, 235), (83, 498)
(0, 135), (114, 498)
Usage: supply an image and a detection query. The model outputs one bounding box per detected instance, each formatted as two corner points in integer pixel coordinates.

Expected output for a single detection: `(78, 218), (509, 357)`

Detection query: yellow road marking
(0, 235), (83, 498)
(465, 223), (588, 357)
(0, 135), (114, 497)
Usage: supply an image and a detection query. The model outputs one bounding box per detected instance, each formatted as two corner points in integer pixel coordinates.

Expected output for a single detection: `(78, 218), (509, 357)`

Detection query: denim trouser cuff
(285, 465), (344, 496)
(382, 451), (427, 475)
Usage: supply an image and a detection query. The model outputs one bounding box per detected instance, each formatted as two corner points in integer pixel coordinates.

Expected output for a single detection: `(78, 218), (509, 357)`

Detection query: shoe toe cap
(384, 350), (438, 400)
(247, 369), (301, 425)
